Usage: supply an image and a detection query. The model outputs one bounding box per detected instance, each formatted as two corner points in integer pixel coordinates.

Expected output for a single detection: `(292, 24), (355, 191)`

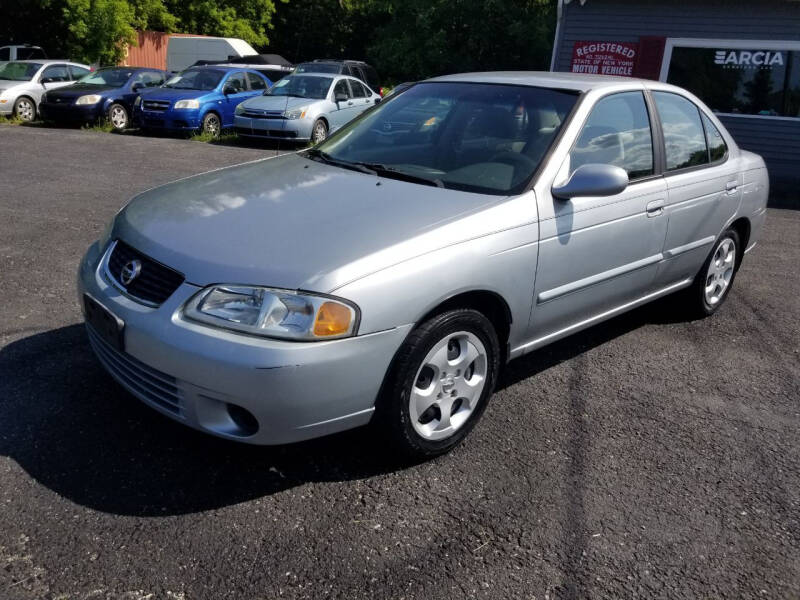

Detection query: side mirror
(552, 163), (629, 200)
(224, 85), (237, 95)
(40, 77), (55, 85)
(131, 82), (143, 92)
(374, 97), (381, 104)
(334, 91), (348, 103)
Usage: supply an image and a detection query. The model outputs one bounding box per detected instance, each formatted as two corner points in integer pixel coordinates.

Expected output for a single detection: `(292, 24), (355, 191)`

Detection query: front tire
(201, 112), (221, 138)
(108, 102), (129, 131)
(13, 96), (36, 122)
(688, 228), (740, 317)
(375, 309), (500, 459)
(311, 119), (328, 144)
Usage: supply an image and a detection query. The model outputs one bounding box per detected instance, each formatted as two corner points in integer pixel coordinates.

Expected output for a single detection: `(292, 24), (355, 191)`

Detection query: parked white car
(0, 60), (92, 121)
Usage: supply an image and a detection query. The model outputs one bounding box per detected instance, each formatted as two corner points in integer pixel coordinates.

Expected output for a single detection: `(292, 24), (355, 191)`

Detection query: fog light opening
(226, 403), (259, 436)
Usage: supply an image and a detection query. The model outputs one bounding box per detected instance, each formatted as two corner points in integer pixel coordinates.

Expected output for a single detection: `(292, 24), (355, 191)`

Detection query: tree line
(1, 0), (557, 83)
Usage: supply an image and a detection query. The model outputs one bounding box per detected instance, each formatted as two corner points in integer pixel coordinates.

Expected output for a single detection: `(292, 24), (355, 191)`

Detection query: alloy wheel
(109, 105), (128, 130)
(409, 331), (488, 441)
(312, 121), (327, 143)
(204, 115), (220, 137)
(704, 237), (736, 306)
(15, 98), (35, 121)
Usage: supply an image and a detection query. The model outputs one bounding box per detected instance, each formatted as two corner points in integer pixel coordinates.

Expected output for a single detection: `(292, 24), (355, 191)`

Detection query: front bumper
(234, 114), (313, 141)
(40, 101), (103, 122)
(78, 241), (412, 445)
(0, 98), (14, 115)
(135, 108), (202, 131)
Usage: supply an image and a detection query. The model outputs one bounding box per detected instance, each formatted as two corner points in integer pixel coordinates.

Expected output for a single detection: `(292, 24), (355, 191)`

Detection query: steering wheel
(489, 151), (537, 170)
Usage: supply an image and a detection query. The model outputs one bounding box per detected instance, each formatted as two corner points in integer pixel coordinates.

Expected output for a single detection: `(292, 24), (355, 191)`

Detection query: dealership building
(550, 0), (800, 205)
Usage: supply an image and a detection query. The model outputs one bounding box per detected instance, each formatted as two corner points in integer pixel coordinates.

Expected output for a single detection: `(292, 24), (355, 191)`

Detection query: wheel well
(419, 291), (512, 362)
(730, 217), (751, 267)
(314, 116), (328, 129)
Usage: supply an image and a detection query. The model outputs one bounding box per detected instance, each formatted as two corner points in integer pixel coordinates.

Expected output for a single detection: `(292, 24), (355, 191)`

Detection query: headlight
(41, 92), (47, 103)
(184, 285), (359, 341)
(235, 103), (246, 115)
(134, 96), (141, 107)
(285, 107), (307, 120)
(174, 99), (200, 110)
(76, 94), (102, 105)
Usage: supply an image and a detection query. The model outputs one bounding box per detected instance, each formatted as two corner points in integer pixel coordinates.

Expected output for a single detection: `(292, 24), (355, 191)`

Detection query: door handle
(646, 199), (665, 217)
(726, 180), (738, 193)
(347, 101), (353, 105)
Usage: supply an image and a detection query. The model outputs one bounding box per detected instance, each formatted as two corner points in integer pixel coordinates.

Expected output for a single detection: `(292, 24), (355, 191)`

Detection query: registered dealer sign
(570, 41), (638, 76)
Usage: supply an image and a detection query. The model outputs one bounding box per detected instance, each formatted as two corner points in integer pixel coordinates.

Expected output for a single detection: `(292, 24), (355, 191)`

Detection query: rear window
(296, 62), (340, 75)
(0, 61), (42, 81)
(17, 47), (46, 60)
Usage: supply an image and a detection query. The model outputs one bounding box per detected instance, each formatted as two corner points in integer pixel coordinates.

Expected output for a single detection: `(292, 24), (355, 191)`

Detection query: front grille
(142, 100), (170, 112)
(86, 325), (183, 416)
(236, 127), (296, 138)
(107, 240), (184, 306)
(243, 110), (284, 119)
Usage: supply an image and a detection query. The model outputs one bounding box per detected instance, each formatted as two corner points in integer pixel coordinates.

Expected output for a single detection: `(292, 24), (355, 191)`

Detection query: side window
(247, 72), (267, 91)
(350, 79), (367, 98)
(570, 91), (654, 180)
(702, 113), (728, 163)
(69, 65), (91, 80)
(0, 48), (10, 61)
(653, 92), (709, 171)
(226, 72), (247, 92)
(133, 71), (163, 87)
(333, 79), (350, 99)
(41, 64), (70, 82)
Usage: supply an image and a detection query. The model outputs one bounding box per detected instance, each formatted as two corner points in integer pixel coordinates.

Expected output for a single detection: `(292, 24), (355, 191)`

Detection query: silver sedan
(78, 72), (768, 459)
(233, 72), (381, 143)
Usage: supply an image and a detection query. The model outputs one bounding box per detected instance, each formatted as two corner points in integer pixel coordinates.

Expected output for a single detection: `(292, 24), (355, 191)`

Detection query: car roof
(427, 71), (655, 92)
(185, 65), (259, 73)
(10, 59), (83, 66)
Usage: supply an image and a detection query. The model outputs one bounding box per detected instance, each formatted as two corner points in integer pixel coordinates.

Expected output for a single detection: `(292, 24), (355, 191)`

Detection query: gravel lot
(1, 124), (798, 600)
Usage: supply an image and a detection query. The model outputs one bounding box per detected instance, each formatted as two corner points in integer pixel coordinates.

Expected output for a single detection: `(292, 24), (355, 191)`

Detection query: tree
(165, 0), (284, 49)
(60, 0), (138, 64)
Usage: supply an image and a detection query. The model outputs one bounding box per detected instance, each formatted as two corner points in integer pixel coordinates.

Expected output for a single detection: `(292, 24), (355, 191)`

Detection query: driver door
(220, 71), (250, 127)
(329, 79), (353, 131)
(39, 63), (72, 97)
(529, 91), (668, 343)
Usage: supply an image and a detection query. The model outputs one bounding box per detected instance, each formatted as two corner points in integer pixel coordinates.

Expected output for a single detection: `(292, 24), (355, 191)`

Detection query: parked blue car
(39, 66), (168, 131)
(134, 66), (271, 136)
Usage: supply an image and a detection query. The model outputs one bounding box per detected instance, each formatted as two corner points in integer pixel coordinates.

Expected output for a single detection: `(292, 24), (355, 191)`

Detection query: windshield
(314, 82), (578, 195)
(77, 67), (133, 87)
(295, 63), (340, 75)
(0, 62), (42, 81)
(164, 69), (223, 91)
(267, 75), (332, 99)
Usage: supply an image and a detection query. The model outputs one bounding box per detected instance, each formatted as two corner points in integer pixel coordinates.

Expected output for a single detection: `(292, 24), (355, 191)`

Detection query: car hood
(241, 95), (320, 112)
(139, 87), (214, 102)
(114, 153), (510, 293)
(47, 83), (119, 99)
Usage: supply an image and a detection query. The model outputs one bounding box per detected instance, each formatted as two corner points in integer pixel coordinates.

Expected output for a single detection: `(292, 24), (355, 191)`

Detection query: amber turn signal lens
(313, 301), (352, 337)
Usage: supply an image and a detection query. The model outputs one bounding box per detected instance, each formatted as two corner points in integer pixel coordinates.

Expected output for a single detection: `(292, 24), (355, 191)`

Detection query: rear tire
(375, 309), (500, 459)
(686, 228), (740, 317)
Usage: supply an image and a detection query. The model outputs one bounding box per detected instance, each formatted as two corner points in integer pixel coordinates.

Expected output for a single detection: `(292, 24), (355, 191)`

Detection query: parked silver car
(0, 60), (92, 121)
(78, 72), (768, 459)
(234, 72), (381, 143)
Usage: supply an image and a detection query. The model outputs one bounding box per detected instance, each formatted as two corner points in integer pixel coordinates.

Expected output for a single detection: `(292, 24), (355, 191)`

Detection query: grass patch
(0, 114), (24, 126)
(82, 119), (115, 133)
(190, 131), (243, 145)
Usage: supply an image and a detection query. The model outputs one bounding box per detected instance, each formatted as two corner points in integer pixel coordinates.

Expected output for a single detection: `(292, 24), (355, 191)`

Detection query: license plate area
(84, 294), (125, 352)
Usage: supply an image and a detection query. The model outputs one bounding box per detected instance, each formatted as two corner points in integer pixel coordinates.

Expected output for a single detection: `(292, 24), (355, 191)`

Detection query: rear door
(530, 91), (668, 342)
(650, 91), (741, 287)
(348, 78), (374, 115)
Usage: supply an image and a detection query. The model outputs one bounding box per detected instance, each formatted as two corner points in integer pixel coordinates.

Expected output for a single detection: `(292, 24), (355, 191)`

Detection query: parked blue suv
(134, 66), (271, 136)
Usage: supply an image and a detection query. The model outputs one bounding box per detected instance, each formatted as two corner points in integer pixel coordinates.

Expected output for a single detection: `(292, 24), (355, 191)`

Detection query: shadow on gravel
(0, 324), (406, 517)
(0, 297), (689, 519)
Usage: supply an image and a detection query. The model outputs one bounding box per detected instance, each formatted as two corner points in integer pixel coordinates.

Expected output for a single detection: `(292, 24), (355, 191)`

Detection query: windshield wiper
(305, 148), (377, 176)
(354, 162), (445, 188)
